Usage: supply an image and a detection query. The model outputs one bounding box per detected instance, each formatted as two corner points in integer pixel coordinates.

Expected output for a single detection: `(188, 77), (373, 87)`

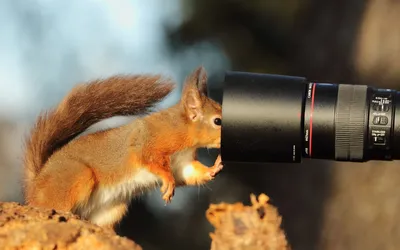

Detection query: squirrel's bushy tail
(23, 74), (174, 195)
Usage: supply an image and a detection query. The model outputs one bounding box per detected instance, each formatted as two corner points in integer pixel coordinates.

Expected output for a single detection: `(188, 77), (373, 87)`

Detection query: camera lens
(220, 71), (400, 163)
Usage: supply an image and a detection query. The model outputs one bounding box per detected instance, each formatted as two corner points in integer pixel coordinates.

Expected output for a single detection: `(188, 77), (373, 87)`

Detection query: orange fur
(24, 74), (174, 199)
(24, 66), (223, 230)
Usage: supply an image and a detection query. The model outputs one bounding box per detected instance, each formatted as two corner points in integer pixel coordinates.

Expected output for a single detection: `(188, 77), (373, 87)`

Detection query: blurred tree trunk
(354, 0), (400, 88)
(289, 0), (366, 82)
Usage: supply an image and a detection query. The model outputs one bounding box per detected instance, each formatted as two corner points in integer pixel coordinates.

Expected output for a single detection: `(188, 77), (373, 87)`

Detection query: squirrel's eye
(214, 117), (222, 126)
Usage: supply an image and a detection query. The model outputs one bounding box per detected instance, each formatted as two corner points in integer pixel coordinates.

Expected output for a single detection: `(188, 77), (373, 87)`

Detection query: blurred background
(1, 0), (400, 249)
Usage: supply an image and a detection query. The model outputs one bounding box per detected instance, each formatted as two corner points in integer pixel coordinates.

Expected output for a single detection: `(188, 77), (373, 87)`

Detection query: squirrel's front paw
(209, 155), (223, 178)
(208, 162), (223, 179)
(161, 180), (175, 203)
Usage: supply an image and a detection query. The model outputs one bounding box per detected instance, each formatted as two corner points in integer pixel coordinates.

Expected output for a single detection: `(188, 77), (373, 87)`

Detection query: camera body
(221, 71), (400, 164)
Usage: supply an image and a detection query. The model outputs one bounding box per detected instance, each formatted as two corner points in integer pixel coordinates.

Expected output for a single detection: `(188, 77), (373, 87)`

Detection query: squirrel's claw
(209, 162), (224, 178)
(161, 181), (175, 204)
(209, 155), (223, 178)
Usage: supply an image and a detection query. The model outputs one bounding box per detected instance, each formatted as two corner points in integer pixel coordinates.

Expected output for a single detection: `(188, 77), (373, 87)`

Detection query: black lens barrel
(393, 92), (400, 159)
(303, 83), (370, 161)
(303, 83), (338, 160)
(221, 71), (306, 163)
(366, 88), (396, 160)
(221, 71), (400, 164)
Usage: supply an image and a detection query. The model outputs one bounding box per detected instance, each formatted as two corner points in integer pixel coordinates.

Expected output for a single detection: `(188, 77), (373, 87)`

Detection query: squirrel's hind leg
(26, 158), (96, 213)
(87, 203), (128, 231)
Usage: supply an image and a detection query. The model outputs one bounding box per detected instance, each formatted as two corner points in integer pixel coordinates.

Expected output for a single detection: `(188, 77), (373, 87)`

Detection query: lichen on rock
(0, 202), (142, 250)
(206, 193), (290, 250)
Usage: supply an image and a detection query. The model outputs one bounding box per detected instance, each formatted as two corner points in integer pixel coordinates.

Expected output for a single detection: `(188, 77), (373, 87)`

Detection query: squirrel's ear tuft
(182, 66), (208, 97)
(181, 66), (208, 121)
(195, 66), (208, 96)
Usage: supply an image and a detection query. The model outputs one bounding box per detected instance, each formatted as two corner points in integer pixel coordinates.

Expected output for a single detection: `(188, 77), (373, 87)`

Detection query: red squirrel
(23, 66), (223, 230)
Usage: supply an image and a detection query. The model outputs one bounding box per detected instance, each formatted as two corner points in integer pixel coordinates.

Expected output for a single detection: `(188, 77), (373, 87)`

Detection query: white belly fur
(75, 148), (196, 223)
(76, 168), (160, 221)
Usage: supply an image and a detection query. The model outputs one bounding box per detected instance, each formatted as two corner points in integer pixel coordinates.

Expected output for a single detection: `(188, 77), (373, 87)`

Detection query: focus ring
(335, 84), (367, 161)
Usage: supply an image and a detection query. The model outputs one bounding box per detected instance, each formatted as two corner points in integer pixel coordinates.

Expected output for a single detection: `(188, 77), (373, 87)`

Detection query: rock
(0, 202), (142, 250)
(206, 194), (290, 250)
